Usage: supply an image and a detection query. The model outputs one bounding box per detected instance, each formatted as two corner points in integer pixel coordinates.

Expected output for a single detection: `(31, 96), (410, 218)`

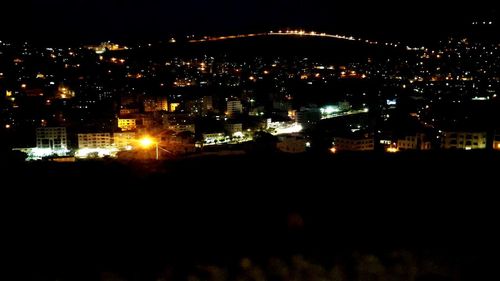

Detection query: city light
(386, 147), (399, 153)
(139, 137), (155, 148)
(138, 136), (159, 160)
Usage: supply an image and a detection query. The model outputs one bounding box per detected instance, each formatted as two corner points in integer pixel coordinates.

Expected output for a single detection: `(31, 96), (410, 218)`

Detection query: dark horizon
(1, 1), (497, 44)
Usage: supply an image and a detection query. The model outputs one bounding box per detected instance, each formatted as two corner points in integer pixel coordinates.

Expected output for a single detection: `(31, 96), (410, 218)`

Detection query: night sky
(1, 1), (497, 42)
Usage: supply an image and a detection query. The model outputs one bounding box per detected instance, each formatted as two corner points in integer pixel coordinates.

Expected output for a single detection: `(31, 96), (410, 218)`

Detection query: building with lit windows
(202, 96), (214, 114)
(441, 131), (487, 150)
(144, 97), (168, 112)
(36, 127), (68, 150)
(113, 132), (136, 149)
(77, 133), (112, 149)
(166, 124), (195, 134)
(494, 132), (500, 150)
(397, 134), (432, 150)
(226, 100), (243, 117)
(118, 118), (137, 131)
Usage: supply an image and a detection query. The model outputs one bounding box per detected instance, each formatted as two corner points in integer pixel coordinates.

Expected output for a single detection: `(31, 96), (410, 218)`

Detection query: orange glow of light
(139, 137), (155, 148)
(386, 147), (399, 153)
(330, 147), (337, 154)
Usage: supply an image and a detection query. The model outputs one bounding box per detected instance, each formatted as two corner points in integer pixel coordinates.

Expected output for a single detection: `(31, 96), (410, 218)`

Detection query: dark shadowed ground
(1, 152), (498, 281)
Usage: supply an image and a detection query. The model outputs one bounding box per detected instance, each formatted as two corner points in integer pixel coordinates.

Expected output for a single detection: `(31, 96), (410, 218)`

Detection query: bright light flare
(139, 137), (155, 148)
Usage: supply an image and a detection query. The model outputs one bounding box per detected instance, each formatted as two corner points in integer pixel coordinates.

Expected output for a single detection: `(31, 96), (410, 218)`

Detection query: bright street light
(139, 137), (154, 148)
(138, 136), (159, 160)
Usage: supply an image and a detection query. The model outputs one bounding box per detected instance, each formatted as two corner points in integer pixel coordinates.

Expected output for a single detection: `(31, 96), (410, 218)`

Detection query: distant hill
(132, 35), (406, 63)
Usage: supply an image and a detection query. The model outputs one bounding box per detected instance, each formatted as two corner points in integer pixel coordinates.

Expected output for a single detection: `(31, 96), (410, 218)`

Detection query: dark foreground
(1, 152), (499, 281)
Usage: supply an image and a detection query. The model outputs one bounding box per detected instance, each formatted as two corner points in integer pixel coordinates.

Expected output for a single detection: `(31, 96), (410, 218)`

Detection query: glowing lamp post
(139, 136), (159, 160)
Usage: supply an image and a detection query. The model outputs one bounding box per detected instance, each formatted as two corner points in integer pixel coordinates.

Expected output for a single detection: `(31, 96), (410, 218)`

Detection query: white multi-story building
(36, 127), (67, 150)
(441, 131), (487, 150)
(77, 133), (112, 149)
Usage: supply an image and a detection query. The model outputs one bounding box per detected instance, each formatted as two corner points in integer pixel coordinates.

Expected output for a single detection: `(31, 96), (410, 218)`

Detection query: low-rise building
(224, 123), (243, 135)
(36, 127), (68, 150)
(113, 132), (136, 149)
(276, 135), (308, 153)
(441, 131), (487, 150)
(333, 136), (374, 151)
(167, 124), (196, 134)
(118, 118), (137, 131)
(397, 134), (432, 150)
(77, 133), (112, 149)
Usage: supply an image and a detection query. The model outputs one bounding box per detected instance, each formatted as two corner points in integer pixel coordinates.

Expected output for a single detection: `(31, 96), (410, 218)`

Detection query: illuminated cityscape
(1, 27), (499, 160)
(1, 2), (499, 281)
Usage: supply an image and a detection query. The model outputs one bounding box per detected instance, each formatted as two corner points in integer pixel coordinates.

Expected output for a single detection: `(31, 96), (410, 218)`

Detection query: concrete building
(441, 131), (487, 150)
(167, 124), (196, 134)
(333, 136), (374, 151)
(113, 132), (136, 149)
(494, 132), (500, 150)
(118, 118), (137, 131)
(119, 108), (139, 115)
(36, 127), (67, 150)
(77, 133), (112, 149)
(203, 132), (226, 144)
(296, 107), (321, 128)
(202, 96), (214, 113)
(163, 113), (195, 133)
(224, 123), (243, 135)
(169, 102), (180, 112)
(397, 134), (432, 150)
(226, 100), (243, 117)
(276, 135), (308, 153)
(143, 97), (168, 112)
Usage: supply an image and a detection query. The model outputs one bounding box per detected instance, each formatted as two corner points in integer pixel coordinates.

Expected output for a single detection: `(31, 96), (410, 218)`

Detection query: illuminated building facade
(167, 124), (195, 134)
(494, 133), (500, 150)
(77, 133), (112, 149)
(113, 132), (136, 149)
(144, 97), (168, 112)
(441, 132), (487, 150)
(397, 134), (432, 150)
(227, 100), (243, 117)
(36, 127), (68, 150)
(118, 118), (137, 131)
